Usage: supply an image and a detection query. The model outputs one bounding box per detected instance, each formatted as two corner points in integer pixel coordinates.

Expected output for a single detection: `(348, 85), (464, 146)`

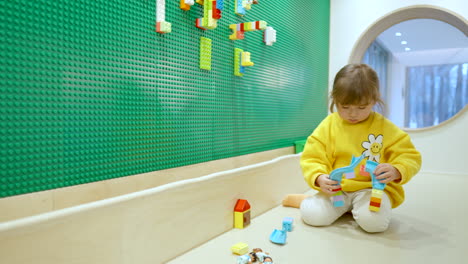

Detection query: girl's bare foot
(282, 194), (308, 208)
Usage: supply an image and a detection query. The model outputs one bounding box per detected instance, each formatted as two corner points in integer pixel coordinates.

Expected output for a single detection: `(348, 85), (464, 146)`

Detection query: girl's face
(337, 102), (375, 124)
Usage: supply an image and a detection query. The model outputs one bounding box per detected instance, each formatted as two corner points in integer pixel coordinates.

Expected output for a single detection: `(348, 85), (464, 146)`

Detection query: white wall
(330, 0), (468, 174)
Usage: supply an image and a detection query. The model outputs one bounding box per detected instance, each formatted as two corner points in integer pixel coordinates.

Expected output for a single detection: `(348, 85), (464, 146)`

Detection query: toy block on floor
(282, 217), (294, 232)
(231, 242), (249, 255)
(234, 199), (251, 228)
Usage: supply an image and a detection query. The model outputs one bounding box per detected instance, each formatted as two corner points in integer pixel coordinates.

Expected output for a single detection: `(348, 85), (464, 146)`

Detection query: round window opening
(350, 7), (468, 130)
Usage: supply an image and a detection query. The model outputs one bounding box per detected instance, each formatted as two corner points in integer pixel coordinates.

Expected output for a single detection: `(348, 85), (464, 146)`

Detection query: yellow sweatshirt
(301, 112), (422, 208)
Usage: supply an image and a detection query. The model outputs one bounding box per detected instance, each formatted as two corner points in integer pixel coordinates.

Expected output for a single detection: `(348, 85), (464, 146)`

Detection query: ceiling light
(405, 47), (411, 51)
(395, 32), (402, 37)
(401, 40), (407, 45)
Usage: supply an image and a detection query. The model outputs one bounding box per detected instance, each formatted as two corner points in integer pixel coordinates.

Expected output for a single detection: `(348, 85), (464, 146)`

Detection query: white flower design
(362, 134), (383, 162)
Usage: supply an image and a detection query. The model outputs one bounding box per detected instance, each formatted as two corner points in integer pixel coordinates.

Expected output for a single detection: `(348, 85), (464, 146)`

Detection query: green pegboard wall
(0, 0), (329, 197)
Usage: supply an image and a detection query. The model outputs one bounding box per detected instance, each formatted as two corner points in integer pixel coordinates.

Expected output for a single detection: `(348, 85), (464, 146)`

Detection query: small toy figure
(249, 248), (273, 263)
(263, 256), (273, 264)
(237, 254), (252, 264)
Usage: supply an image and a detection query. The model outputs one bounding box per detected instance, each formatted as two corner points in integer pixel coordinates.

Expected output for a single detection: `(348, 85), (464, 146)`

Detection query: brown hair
(329, 64), (384, 112)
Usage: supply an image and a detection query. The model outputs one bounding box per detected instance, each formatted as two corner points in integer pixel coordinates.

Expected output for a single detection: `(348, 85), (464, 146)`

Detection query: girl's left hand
(374, 163), (401, 183)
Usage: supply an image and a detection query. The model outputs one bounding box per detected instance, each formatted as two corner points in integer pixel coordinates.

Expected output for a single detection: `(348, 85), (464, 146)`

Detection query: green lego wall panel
(0, 0), (329, 197)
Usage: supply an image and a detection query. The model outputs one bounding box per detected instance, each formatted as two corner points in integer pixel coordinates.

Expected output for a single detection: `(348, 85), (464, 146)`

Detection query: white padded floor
(169, 172), (468, 264)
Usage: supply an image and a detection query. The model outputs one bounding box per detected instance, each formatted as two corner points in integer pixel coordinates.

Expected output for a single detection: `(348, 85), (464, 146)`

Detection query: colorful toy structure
(156, 0), (171, 33)
(234, 199), (251, 228)
(229, 21), (268, 40)
(329, 154), (387, 212)
(234, 48), (254, 76)
(329, 154), (364, 207)
(235, 0), (258, 16)
(365, 160), (386, 212)
(181, 0), (224, 30)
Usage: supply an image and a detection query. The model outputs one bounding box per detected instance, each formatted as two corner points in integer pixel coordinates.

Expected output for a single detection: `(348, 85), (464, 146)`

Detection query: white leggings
(300, 189), (392, 233)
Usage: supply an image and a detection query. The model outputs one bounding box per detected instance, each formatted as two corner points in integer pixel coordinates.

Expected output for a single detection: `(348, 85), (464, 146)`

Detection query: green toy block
(234, 48), (243, 76)
(294, 139), (306, 153)
(200, 37), (212, 70)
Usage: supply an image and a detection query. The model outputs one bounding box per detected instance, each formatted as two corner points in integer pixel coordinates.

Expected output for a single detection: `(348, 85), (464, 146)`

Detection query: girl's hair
(329, 63), (384, 112)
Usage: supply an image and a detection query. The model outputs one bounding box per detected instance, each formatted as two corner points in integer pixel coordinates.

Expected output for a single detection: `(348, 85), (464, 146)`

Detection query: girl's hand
(316, 174), (341, 194)
(374, 163), (401, 183)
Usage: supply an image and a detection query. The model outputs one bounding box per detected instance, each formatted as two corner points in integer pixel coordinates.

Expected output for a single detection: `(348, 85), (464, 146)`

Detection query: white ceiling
(376, 19), (468, 54)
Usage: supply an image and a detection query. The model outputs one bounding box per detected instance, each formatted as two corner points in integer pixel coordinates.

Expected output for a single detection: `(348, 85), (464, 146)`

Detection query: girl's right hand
(316, 174), (341, 194)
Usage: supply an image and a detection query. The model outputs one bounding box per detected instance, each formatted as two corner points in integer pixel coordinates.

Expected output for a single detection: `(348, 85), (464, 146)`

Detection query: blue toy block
(365, 160), (386, 190)
(329, 154), (364, 207)
(235, 0), (246, 16)
(216, 0), (224, 10)
(270, 229), (287, 245)
(333, 200), (345, 207)
(282, 217), (293, 232)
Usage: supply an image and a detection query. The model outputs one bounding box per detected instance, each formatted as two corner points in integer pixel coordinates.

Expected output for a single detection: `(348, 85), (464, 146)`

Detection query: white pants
(300, 189), (392, 233)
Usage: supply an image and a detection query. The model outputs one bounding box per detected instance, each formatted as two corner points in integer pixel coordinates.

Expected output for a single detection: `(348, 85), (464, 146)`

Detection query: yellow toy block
(234, 199), (251, 227)
(241, 52), (254, 66)
(257, 20), (267, 30)
(156, 21), (172, 34)
(369, 205), (381, 212)
(243, 0), (252, 10)
(231, 242), (249, 255)
(244, 22), (254, 31)
(372, 189), (383, 198)
(234, 211), (251, 228)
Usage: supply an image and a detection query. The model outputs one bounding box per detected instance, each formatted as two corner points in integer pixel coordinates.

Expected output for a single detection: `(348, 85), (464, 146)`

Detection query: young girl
(283, 64), (422, 233)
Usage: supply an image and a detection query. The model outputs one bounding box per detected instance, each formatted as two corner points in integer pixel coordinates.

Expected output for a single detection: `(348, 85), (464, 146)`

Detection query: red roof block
(234, 199), (250, 212)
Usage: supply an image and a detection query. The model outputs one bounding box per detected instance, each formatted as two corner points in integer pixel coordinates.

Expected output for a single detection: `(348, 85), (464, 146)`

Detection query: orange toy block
(180, 0), (191, 10)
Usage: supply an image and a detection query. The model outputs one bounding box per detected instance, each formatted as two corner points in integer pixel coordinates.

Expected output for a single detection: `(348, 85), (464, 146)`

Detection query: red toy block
(212, 2), (221, 19)
(195, 18), (207, 30)
(360, 165), (370, 177)
(236, 31), (245, 40)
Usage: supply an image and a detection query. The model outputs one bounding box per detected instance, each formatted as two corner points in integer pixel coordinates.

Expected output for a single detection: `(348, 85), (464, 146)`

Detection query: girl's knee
(300, 197), (339, 226)
(355, 212), (390, 233)
(301, 210), (335, 226)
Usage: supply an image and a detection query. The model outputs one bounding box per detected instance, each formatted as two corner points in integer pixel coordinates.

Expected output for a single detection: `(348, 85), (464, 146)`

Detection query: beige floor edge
(168, 172), (468, 264)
